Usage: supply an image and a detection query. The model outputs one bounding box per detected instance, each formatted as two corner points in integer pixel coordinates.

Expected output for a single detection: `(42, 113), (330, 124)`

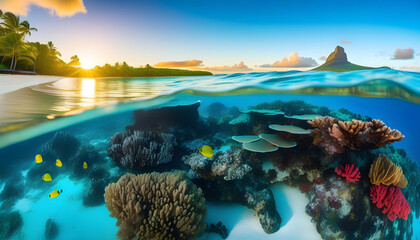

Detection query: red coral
(314, 177), (323, 185)
(369, 184), (411, 221)
(335, 164), (361, 182)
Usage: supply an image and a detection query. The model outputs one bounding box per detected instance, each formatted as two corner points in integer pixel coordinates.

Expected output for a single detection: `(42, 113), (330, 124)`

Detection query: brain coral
(369, 154), (407, 188)
(104, 171), (206, 240)
(308, 117), (403, 154)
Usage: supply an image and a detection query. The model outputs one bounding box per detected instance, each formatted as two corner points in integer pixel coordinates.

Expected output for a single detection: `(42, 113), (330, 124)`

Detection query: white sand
(199, 183), (321, 240)
(0, 74), (64, 95)
(12, 176), (118, 240)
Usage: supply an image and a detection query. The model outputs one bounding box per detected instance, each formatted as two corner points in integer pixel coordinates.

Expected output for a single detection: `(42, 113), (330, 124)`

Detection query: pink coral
(335, 164), (361, 182)
(369, 184), (411, 221)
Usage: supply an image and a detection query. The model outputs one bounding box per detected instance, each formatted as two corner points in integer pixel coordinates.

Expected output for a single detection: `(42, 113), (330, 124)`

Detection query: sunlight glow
(80, 60), (96, 70)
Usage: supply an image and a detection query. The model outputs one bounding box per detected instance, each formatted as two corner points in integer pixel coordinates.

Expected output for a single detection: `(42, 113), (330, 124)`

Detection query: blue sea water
(0, 69), (419, 239)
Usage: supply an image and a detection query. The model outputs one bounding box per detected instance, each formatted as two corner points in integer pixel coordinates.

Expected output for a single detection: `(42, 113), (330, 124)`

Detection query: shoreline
(0, 74), (64, 95)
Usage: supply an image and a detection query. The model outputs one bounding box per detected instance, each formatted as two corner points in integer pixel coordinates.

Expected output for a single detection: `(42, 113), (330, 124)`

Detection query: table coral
(308, 117), (404, 154)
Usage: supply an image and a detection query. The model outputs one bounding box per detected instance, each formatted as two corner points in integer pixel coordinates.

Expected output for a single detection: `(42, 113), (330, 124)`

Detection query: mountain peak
(325, 46), (349, 65)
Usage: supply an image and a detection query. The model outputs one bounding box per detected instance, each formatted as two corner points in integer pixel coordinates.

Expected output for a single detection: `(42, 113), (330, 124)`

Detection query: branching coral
(108, 130), (176, 170)
(104, 171), (206, 240)
(369, 184), (411, 221)
(308, 117), (404, 154)
(335, 164), (361, 182)
(368, 154), (407, 188)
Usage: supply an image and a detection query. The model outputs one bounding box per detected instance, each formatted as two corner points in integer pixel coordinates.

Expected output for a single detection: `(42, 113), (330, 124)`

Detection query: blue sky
(2, 0), (420, 72)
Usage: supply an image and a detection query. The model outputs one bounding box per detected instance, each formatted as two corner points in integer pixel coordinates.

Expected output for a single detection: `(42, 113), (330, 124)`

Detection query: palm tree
(47, 41), (61, 58)
(19, 21), (37, 36)
(68, 55), (80, 66)
(18, 44), (39, 72)
(0, 12), (21, 33)
(0, 32), (26, 70)
(0, 12), (37, 36)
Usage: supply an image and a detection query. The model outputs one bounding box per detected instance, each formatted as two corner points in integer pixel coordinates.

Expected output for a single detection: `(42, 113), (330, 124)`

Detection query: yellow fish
(49, 189), (62, 199)
(42, 173), (52, 181)
(83, 161), (87, 169)
(198, 145), (214, 158)
(56, 159), (62, 167)
(35, 154), (43, 163)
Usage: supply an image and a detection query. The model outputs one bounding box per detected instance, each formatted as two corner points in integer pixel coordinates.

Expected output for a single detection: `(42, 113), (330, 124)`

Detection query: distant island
(0, 11), (212, 77)
(313, 46), (389, 72)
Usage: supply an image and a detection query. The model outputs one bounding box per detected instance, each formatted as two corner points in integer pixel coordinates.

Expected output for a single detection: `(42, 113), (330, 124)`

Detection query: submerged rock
(45, 218), (59, 240)
(0, 211), (23, 239)
(246, 188), (281, 234)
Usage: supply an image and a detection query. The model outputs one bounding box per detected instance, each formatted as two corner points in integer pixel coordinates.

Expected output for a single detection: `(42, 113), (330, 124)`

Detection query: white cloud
(0, 0), (86, 17)
(319, 56), (326, 61)
(392, 48), (414, 60)
(201, 61), (252, 71)
(340, 40), (352, 44)
(154, 60), (203, 68)
(260, 52), (318, 68)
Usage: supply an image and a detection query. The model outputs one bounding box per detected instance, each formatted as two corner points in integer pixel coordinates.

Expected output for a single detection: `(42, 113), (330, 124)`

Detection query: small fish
(35, 154), (43, 163)
(198, 145), (214, 158)
(49, 189), (62, 199)
(42, 173), (52, 181)
(56, 159), (62, 167)
(83, 161), (87, 169)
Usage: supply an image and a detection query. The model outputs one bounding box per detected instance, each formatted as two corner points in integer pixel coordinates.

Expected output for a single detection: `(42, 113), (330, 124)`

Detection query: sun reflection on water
(80, 78), (96, 108)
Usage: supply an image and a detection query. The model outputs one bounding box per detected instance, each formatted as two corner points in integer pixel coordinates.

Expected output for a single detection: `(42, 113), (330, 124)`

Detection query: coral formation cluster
(108, 130), (176, 170)
(104, 171), (206, 240)
(183, 149), (252, 181)
(369, 184), (411, 221)
(335, 164), (361, 182)
(308, 117), (404, 154)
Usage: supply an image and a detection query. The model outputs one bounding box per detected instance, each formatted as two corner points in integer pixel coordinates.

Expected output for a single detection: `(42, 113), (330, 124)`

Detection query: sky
(1, 0), (420, 72)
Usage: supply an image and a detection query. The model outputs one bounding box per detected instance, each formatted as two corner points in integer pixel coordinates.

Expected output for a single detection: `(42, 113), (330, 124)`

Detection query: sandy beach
(0, 74), (64, 95)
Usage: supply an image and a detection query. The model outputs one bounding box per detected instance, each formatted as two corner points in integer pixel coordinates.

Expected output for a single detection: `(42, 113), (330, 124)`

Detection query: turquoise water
(0, 69), (419, 239)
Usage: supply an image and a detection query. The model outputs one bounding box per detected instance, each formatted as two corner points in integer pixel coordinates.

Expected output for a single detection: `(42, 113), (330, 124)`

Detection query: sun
(80, 60), (96, 70)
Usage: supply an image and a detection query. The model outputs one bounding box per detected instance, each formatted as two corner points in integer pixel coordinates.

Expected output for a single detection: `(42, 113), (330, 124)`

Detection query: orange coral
(308, 117), (404, 154)
(369, 154), (407, 188)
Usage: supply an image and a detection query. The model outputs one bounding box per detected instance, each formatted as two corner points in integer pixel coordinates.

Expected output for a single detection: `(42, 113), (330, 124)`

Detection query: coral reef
(42, 131), (80, 161)
(245, 188), (281, 234)
(45, 218), (59, 240)
(0, 211), (23, 239)
(108, 130), (176, 170)
(70, 144), (100, 179)
(369, 184), (411, 221)
(0, 174), (25, 210)
(104, 171), (206, 240)
(368, 154), (407, 188)
(205, 221), (229, 239)
(335, 164), (361, 182)
(183, 149), (252, 181)
(308, 117), (404, 154)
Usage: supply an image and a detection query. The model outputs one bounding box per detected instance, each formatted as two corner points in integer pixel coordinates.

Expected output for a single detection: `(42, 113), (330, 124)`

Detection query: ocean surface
(0, 69), (419, 240)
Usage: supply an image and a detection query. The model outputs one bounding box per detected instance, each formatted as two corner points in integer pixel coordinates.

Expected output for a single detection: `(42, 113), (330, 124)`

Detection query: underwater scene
(0, 69), (419, 240)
